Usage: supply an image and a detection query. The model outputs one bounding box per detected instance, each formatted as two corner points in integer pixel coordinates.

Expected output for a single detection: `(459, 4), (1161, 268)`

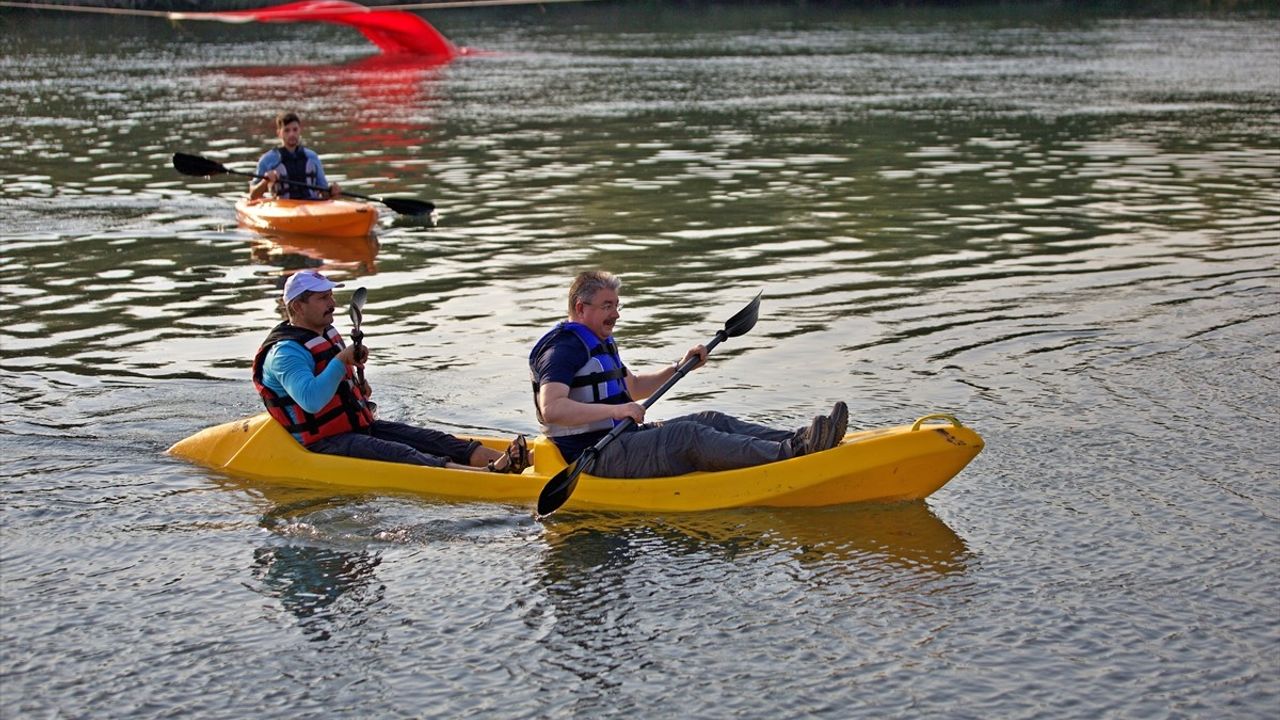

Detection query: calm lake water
(2, 3), (1278, 718)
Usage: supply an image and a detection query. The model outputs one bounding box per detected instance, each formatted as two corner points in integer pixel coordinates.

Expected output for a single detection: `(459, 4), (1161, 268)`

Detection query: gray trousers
(588, 410), (799, 478)
(308, 420), (479, 468)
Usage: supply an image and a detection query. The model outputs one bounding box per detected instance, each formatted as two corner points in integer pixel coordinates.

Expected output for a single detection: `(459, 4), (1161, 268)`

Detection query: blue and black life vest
(274, 145), (319, 199)
(529, 321), (631, 438)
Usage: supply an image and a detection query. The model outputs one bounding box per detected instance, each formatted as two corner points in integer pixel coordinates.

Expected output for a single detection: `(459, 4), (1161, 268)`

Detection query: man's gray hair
(568, 270), (621, 315)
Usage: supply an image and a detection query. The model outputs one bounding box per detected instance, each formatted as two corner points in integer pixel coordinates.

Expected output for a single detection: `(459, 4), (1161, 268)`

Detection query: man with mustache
(253, 270), (529, 473)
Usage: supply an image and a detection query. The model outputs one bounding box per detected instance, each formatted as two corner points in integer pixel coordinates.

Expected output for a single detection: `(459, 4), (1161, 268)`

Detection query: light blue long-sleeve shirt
(260, 340), (349, 415)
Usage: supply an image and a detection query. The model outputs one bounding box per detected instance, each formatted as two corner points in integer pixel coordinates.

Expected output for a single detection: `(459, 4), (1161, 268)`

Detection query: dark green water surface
(1, 4), (1277, 718)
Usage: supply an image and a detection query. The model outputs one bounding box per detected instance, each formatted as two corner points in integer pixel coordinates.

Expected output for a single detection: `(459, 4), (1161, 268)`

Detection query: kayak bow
(168, 413), (984, 512)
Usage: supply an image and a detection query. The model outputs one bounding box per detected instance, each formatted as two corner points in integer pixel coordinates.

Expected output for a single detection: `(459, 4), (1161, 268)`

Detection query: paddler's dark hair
(569, 271), (621, 316)
(276, 111), (301, 130)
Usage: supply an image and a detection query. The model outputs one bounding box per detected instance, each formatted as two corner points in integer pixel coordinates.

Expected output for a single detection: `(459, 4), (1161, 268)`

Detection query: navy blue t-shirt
(530, 331), (624, 462)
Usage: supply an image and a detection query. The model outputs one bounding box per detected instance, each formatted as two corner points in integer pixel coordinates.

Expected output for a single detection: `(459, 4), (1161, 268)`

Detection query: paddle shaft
(596, 329), (729, 443)
(351, 328), (367, 388)
(536, 330), (730, 517)
(227, 165), (345, 201)
(569, 334), (711, 456)
(172, 153), (434, 216)
(252, 170), (434, 216)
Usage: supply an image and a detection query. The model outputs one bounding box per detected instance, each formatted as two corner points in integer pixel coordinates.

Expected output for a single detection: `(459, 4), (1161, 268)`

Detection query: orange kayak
(235, 198), (378, 238)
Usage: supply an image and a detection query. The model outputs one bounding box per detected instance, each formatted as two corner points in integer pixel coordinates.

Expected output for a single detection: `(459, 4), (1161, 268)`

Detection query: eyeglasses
(582, 301), (623, 312)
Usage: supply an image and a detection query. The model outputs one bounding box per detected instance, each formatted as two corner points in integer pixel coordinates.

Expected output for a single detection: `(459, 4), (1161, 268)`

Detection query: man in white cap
(251, 270), (529, 472)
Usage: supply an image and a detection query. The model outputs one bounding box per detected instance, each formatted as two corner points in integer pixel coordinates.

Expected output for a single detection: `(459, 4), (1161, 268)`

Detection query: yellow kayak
(235, 197), (378, 238)
(168, 413), (983, 512)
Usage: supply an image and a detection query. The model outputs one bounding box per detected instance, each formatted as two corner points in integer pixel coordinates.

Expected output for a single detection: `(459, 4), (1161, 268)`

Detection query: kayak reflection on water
(249, 230), (380, 277)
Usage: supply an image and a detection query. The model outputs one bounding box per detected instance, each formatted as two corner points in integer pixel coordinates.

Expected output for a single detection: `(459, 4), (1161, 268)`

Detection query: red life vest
(251, 322), (374, 445)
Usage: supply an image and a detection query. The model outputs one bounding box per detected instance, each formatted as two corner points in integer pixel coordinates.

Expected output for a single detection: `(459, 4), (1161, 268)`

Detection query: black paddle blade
(348, 287), (368, 329)
(172, 152), (228, 178)
(723, 291), (762, 338)
(379, 196), (436, 217)
(536, 463), (582, 518)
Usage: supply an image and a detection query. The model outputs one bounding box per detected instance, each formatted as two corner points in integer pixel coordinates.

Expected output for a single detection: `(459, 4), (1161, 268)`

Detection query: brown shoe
(828, 401), (848, 446)
(792, 414), (835, 457)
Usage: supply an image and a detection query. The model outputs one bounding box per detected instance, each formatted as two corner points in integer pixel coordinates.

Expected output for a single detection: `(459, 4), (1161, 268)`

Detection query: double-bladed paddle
(171, 152), (436, 217)
(534, 291), (763, 518)
(348, 286), (369, 390)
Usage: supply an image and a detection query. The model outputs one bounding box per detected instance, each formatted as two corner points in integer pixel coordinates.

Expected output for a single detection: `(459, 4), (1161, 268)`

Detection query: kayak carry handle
(911, 414), (963, 431)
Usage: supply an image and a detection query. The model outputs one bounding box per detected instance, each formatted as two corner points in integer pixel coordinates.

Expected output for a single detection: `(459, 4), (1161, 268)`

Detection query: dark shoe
(792, 415), (834, 457)
(488, 434), (531, 473)
(828, 401), (848, 446)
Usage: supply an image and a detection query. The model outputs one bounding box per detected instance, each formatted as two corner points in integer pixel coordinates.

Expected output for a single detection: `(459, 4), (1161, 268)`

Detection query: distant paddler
(248, 111), (341, 202)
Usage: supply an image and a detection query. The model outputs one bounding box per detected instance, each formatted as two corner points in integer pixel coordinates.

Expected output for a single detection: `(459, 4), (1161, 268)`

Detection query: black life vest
(275, 145), (319, 199)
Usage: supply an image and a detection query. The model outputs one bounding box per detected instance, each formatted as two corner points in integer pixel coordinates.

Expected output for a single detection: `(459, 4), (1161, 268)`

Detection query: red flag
(173, 1), (458, 59)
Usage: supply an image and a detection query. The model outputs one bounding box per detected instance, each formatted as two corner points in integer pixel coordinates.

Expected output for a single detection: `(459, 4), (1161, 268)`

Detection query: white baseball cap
(283, 270), (344, 304)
